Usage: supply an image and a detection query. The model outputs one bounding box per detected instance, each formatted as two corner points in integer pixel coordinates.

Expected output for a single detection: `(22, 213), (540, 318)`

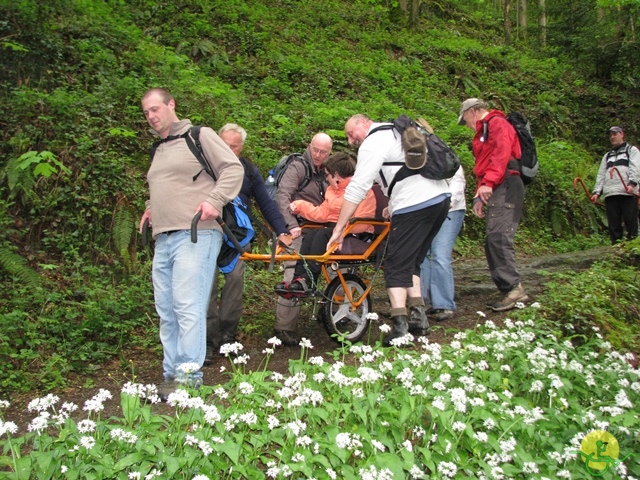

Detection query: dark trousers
(384, 198), (450, 289)
(485, 175), (524, 293)
(605, 195), (638, 244)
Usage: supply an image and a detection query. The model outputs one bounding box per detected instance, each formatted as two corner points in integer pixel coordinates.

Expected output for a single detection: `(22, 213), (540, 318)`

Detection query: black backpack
(149, 126), (255, 272)
(368, 114), (461, 196)
(264, 153), (313, 200)
(483, 112), (539, 185)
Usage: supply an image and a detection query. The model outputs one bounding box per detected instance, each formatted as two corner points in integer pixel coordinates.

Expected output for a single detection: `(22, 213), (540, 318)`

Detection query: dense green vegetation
(0, 0), (639, 394)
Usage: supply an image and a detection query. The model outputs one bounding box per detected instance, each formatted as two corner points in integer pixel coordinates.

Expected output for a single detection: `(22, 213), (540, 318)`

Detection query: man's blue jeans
(153, 229), (222, 382)
(420, 209), (465, 311)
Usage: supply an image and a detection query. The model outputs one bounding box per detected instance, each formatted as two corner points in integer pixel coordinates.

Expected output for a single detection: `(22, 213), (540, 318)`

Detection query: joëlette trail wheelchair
(240, 217), (390, 343)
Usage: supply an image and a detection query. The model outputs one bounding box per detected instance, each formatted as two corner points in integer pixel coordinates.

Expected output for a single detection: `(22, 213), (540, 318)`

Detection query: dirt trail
(5, 246), (613, 429)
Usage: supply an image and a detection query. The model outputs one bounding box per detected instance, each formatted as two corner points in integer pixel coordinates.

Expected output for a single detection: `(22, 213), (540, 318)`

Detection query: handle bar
(190, 211), (246, 256)
(141, 218), (150, 246)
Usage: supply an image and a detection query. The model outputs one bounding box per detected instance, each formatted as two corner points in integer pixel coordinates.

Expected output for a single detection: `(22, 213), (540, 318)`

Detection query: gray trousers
(485, 175), (524, 293)
(275, 235), (303, 332)
(206, 260), (244, 347)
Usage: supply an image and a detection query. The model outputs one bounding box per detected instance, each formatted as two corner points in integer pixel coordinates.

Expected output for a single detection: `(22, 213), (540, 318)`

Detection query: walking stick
(609, 167), (640, 198)
(573, 177), (605, 208)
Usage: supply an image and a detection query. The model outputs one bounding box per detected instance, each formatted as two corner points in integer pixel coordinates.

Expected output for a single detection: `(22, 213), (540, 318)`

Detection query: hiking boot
(274, 329), (300, 347)
(383, 315), (410, 347)
(274, 281), (294, 299)
(487, 283), (529, 312)
(204, 344), (216, 365)
(429, 309), (455, 322)
(407, 305), (429, 336)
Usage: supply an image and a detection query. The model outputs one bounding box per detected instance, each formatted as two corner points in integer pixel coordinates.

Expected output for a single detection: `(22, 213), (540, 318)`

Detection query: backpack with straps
(149, 126), (255, 273)
(482, 112), (539, 185)
(367, 114), (461, 196)
(264, 153), (313, 200)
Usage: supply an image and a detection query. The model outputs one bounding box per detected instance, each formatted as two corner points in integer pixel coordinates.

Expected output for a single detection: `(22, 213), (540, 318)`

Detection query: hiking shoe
(429, 309), (455, 322)
(487, 283), (529, 312)
(274, 281), (294, 298)
(204, 344), (216, 365)
(157, 380), (182, 402)
(407, 305), (429, 336)
(274, 329), (300, 347)
(287, 278), (313, 297)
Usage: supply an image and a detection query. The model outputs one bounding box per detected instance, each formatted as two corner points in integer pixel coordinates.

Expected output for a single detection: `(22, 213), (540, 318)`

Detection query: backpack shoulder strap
(184, 125), (217, 182)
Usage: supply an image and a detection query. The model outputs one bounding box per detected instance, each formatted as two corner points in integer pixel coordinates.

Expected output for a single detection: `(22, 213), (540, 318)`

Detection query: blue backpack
(150, 126), (255, 273)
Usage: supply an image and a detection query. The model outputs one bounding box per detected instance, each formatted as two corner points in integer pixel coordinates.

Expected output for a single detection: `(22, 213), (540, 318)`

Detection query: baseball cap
(609, 126), (624, 133)
(457, 98), (485, 125)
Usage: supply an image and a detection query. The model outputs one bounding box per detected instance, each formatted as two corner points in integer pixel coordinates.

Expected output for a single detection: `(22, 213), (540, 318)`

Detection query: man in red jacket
(458, 98), (529, 311)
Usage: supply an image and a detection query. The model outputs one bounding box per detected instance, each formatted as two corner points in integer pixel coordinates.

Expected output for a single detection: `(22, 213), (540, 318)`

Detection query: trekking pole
(141, 218), (150, 246)
(573, 177), (605, 209)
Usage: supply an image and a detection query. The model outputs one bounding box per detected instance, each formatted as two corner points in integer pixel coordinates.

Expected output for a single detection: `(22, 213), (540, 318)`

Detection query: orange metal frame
(240, 218), (391, 310)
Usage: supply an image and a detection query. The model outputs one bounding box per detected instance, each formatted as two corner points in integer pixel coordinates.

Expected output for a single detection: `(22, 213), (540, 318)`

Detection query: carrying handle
(190, 210), (246, 255)
(141, 218), (150, 246)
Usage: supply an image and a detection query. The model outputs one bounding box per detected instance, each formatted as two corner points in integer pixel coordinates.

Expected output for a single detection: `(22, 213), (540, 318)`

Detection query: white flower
(452, 421), (466, 433)
(192, 476), (210, 480)
(531, 302), (541, 308)
(371, 439), (386, 452)
(237, 382), (254, 395)
(477, 311), (486, 317)
(432, 396), (446, 411)
(79, 436), (96, 449)
(299, 338), (313, 349)
(409, 465), (424, 479)
(176, 362), (200, 374)
(220, 342), (244, 356)
(473, 431), (488, 443)
(308, 356), (324, 366)
(403, 439), (413, 452)
(267, 336), (282, 347)
(379, 324), (391, 333)
(366, 312), (379, 321)
(77, 419), (96, 433)
(437, 461), (457, 478)
(522, 462), (539, 474)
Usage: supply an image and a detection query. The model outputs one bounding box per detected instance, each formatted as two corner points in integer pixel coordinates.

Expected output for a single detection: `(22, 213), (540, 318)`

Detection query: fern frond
(0, 246), (41, 288)
(112, 204), (135, 271)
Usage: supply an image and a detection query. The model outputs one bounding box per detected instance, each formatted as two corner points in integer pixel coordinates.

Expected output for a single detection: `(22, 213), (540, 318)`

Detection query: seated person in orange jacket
(275, 152), (376, 297)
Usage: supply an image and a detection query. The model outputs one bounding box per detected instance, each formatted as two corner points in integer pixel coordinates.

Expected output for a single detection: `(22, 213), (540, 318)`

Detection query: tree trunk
(518, 0), (528, 40)
(538, 0), (546, 46)
(504, 0), (513, 45)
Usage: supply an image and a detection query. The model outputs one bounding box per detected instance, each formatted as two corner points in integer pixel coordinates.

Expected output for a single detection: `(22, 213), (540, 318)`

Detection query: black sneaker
(274, 329), (300, 347)
(288, 278), (313, 297)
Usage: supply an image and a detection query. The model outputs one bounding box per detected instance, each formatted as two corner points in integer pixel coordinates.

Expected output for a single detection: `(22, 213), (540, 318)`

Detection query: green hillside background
(1, 0), (639, 393)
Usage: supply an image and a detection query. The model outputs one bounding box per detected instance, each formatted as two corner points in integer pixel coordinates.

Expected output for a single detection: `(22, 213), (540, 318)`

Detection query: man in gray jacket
(591, 126), (640, 244)
(140, 88), (243, 400)
(273, 133), (332, 346)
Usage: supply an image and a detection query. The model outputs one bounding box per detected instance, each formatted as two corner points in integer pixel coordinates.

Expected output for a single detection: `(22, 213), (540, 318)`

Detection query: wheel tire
(321, 273), (372, 344)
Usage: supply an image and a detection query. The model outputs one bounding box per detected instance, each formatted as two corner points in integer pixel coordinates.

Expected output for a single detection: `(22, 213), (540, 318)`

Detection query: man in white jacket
(591, 126), (640, 244)
(328, 114), (451, 346)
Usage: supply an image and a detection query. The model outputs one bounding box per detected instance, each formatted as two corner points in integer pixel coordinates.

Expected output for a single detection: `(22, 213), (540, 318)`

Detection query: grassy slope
(0, 0), (637, 393)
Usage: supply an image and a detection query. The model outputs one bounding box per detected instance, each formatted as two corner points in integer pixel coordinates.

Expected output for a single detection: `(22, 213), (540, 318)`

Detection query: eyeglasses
(311, 147), (330, 156)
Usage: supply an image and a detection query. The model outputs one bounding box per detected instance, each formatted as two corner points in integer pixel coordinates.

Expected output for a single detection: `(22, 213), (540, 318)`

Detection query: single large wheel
(321, 273), (372, 343)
